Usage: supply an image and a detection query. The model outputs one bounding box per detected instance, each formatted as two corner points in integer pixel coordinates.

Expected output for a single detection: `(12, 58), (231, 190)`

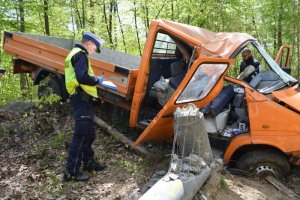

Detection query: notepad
(101, 81), (118, 91)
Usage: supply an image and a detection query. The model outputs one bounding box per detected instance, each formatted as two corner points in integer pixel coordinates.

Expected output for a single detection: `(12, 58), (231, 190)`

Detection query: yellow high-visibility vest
(64, 47), (98, 98)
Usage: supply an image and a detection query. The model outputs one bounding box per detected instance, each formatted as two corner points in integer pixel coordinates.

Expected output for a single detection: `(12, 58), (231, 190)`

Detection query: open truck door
(275, 45), (291, 74)
(133, 57), (234, 147)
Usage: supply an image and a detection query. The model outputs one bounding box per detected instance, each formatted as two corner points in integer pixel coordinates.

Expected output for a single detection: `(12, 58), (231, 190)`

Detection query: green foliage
(0, 48), (39, 106)
(36, 131), (65, 151)
(219, 175), (228, 190)
(35, 93), (61, 108)
(0, 122), (12, 141)
(117, 157), (142, 175)
(41, 154), (56, 168)
(38, 171), (62, 194)
(12, 191), (22, 200)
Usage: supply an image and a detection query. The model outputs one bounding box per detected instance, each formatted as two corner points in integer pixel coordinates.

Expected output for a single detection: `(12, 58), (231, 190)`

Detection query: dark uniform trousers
(66, 89), (95, 175)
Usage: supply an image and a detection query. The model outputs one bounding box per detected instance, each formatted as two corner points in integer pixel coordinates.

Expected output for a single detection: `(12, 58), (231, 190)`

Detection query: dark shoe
(63, 169), (90, 182)
(83, 159), (106, 172)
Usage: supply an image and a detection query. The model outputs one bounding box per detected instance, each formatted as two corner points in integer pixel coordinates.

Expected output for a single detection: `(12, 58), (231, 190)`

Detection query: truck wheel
(236, 149), (290, 179)
(38, 77), (61, 99)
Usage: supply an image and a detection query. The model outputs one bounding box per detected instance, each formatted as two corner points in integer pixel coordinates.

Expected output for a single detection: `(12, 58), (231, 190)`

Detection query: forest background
(0, 0), (300, 105)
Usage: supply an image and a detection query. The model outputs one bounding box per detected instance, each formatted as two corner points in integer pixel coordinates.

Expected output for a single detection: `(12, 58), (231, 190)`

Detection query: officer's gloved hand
(97, 75), (104, 85)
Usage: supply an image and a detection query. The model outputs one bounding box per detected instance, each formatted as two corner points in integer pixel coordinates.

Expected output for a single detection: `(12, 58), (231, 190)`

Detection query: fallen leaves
(0, 102), (160, 199)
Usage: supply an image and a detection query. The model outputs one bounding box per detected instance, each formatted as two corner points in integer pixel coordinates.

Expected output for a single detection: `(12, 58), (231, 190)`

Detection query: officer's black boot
(63, 169), (90, 182)
(83, 159), (106, 172)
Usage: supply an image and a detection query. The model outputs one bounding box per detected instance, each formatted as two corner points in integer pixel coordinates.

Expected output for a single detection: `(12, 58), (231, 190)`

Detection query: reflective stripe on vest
(64, 47), (98, 98)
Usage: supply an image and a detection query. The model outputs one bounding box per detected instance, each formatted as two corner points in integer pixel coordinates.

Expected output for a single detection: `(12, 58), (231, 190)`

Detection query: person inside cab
(238, 48), (260, 82)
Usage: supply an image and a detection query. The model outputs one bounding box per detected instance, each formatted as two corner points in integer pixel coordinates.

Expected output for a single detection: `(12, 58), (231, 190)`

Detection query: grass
(219, 175), (228, 190)
(12, 191), (22, 199)
(36, 132), (65, 152)
(0, 123), (12, 141)
(38, 171), (63, 197)
(117, 156), (145, 176)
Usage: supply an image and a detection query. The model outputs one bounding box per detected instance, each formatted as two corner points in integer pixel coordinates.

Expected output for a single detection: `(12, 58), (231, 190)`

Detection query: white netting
(152, 76), (175, 106)
(169, 103), (213, 175)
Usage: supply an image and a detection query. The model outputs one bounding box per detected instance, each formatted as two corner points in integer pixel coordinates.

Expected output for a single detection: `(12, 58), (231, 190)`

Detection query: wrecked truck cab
(132, 20), (300, 178)
(204, 42), (300, 178)
(203, 42), (299, 178)
(241, 41), (297, 93)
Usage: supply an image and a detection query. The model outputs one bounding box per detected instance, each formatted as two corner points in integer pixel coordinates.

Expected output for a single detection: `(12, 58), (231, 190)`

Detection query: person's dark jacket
(71, 44), (99, 86)
(240, 56), (260, 82)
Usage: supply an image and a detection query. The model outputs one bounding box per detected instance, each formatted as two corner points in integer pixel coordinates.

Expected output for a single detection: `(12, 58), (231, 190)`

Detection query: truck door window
(176, 63), (228, 104)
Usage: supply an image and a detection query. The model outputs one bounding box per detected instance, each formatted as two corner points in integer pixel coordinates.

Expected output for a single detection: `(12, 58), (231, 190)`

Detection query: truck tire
(38, 77), (61, 99)
(236, 149), (290, 179)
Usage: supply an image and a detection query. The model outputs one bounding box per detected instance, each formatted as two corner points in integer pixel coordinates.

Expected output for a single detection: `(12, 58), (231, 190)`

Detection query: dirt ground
(0, 101), (299, 200)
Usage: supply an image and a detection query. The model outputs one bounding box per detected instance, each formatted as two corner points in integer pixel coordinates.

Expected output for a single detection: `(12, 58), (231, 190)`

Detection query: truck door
(133, 57), (234, 147)
(275, 45), (291, 74)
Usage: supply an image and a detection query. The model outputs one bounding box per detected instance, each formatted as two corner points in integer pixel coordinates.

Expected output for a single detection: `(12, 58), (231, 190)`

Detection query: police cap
(82, 31), (104, 53)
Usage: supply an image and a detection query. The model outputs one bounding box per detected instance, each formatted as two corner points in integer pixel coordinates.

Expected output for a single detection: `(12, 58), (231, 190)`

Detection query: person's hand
(97, 75), (104, 85)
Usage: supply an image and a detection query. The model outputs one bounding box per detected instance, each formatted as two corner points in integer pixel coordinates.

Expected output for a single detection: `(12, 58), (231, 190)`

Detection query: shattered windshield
(253, 41), (297, 84)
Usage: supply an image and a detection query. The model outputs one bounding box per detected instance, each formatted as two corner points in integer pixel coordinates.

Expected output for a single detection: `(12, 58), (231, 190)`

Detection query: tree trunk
(74, 0), (83, 29)
(43, 0), (50, 35)
(297, 0), (300, 80)
(143, 0), (149, 37)
(273, 23), (277, 56)
(109, 0), (115, 48)
(19, 0), (25, 32)
(90, 0), (95, 33)
(70, 0), (76, 37)
(154, 0), (167, 19)
(277, 1), (283, 49)
(82, 0), (86, 28)
(102, 0), (113, 46)
(18, 0), (26, 92)
(171, 0), (174, 20)
(116, 3), (127, 53)
(133, 0), (142, 56)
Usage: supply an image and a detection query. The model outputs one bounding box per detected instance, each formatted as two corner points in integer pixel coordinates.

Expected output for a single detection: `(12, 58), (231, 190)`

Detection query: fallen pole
(93, 115), (150, 156)
(139, 167), (211, 200)
(139, 104), (213, 199)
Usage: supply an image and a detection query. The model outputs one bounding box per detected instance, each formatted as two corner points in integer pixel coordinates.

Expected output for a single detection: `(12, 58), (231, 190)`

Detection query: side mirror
(275, 45), (291, 74)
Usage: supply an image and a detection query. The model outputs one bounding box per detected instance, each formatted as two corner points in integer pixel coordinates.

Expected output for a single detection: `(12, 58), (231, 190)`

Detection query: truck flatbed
(3, 31), (141, 100)
(15, 32), (141, 71)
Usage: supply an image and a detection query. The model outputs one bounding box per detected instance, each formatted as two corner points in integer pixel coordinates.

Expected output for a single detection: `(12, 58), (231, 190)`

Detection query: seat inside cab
(138, 32), (193, 126)
(169, 60), (186, 90)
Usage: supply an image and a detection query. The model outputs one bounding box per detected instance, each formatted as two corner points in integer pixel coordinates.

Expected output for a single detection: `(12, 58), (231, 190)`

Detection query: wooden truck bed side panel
(3, 32), (138, 99)
(4, 34), (67, 74)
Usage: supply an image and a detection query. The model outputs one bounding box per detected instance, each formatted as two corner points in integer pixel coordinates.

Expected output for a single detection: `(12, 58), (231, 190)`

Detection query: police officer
(64, 32), (106, 182)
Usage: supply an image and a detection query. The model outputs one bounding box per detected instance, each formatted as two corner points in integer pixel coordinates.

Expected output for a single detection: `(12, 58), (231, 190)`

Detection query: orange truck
(3, 20), (300, 178)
